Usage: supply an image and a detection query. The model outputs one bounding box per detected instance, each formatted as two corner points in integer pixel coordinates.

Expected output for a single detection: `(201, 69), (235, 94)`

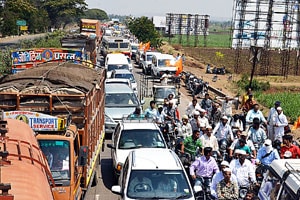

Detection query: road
(0, 33), (46, 49)
(84, 59), (192, 200)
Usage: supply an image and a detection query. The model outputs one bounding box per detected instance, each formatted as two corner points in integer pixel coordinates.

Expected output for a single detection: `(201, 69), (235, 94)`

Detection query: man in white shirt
(229, 149), (257, 187)
(213, 116), (234, 142)
(274, 107), (288, 142)
(200, 125), (219, 153)
(186, 98), (201, 117)
(216, 96), (238, 122)
(160, 70), (172, 85)
(211, 160), (238, 199)
(267, 101), (280, 141)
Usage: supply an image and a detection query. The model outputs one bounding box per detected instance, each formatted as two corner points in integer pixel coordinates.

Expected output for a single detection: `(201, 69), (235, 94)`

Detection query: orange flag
(144, 42), (150, 52)
(175, 58), (183, 76)
(292, 116), (300, 130)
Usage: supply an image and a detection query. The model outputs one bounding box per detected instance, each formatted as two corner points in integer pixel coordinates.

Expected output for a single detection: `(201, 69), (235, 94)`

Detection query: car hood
(105, 106), (137, 120)
(157, 66), (177, 71)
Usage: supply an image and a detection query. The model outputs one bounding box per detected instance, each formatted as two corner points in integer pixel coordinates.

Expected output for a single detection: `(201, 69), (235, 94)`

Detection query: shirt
(280, 144), (300, 158)
(274, 112), (288, 139)
(213, 122), (234, 141)
(256, 146), (280, 165)
(220, 100), (233, 117)
(246, 109), (267, 124)
(190, 156), (219, 178)
(217, 179), (239, 200)
(229, 159), (256, 187)
(247, 127), (267, 147)
(183, 136), (202, 156)
(211, 171), (238, 198)
(186, 102), (201, 117)
(267, 107), (278, 126)
(201, 98), (213, 112)
(181, 123), (193, 139)
(144, 107), (158, 119)
(230, 139), (255, 151)
(200, 134), (219, 151)
(230, 119), (244, 131)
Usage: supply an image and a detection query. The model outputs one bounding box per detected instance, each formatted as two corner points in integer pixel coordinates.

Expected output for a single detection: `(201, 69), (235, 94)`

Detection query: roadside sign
(16, 20), (26, 26)
(20, 26), (28, 31)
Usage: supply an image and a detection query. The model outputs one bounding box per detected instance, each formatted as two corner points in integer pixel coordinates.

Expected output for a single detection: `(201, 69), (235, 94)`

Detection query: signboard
(16, 20), (26, 26)
(4, 111), (65, 131)
(20, 26), (28, 31)
(11, 48), (83, 73)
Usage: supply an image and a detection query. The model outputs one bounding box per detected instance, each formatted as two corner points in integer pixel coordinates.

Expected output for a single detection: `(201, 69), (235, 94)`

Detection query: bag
(284, 125), (291, 134)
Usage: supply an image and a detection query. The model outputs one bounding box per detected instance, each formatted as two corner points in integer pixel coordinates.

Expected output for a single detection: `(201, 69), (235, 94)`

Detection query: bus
(100, 36), (131, 58)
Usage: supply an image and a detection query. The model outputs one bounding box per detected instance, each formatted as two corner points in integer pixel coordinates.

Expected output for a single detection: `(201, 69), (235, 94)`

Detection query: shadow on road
(100, 158), (115, 190)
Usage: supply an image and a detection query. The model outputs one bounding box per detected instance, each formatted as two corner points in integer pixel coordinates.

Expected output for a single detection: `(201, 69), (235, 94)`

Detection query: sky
(85, 0), (234, 21)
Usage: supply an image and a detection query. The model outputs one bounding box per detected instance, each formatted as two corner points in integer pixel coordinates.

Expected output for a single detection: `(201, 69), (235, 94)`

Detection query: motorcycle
(159, 120), (181, 150)
(194, 176), (214, 200)
(218, 139), (230, 162)
(255, 164), (269, 186)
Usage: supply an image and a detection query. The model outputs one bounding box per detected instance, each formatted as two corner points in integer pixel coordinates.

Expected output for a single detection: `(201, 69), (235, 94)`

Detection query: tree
(41, 0), (87, 29)
(83, 9), (109, 21)
(128, 16), (162, 48)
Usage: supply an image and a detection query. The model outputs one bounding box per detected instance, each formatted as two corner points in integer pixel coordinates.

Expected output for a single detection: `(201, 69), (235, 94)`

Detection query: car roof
(121, 120), (159, 130)
(105, 83), (133, 93)
(112, 69), (133, 74)
(130, 149), (182, 170)
(153, 53), (175, 59)
(105, 78), (130, 84)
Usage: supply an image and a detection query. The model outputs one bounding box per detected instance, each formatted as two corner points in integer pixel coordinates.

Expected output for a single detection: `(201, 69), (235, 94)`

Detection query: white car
(106, 119), (167, 178)
(110, 69), (138, 95)
(151, 53), (177, 77)
(111, 148), (197, 199)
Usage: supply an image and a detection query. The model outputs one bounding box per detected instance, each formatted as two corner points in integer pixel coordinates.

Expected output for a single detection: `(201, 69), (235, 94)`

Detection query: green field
(162, 32), (232, 48)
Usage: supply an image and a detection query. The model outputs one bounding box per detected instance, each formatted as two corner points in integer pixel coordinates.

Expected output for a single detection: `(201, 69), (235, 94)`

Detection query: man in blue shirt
(255, 139), (280, 166)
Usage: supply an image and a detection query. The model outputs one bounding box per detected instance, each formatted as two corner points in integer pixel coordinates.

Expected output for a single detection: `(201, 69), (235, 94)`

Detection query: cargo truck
(0, 61), (106, 200)
(80, 19), (102, 47)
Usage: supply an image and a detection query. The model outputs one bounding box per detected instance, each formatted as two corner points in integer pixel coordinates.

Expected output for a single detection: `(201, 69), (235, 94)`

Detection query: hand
(191, 175), (196, 180)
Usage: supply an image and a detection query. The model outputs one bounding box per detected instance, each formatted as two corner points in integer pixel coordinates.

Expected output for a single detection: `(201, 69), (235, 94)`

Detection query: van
(151, 53), (177, 77)
(105, 53), (130, 77)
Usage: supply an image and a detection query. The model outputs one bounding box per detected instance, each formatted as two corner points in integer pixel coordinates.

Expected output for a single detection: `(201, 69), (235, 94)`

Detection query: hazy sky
(85, 0), (234, 20)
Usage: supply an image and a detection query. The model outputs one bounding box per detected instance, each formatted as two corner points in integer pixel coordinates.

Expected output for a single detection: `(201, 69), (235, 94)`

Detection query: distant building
(152, 16), (166, 32)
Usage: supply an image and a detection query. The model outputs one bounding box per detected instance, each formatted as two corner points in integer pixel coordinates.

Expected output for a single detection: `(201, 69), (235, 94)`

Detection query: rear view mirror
(78, 146), (88, 166)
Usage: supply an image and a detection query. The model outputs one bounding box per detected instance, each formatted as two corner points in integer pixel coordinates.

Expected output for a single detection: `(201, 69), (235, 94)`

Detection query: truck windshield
(158, 59), (174, 67)
(107, 64), (129, 71)
(39, 140), (71, 182)
(154, 88), (176, 99)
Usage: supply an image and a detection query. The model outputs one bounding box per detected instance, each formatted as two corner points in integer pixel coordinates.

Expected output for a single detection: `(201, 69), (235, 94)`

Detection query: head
(239, 139), (246, 147)
(163, 98), (169, 104)
(225, 96), (230, 102)
(274, 100), (281, 108)
(192, 99), (198, 106)
(199, 109), (206, 117)
(204, 93), (210, 99)
(252, 117), (260, 129)
(158, 105), (163, 112)
(150, 100), (156, 108)
(264, 139), (273, 153)
(247, 87), (252, 94)
(235, 149), (246, 163)
(203, 147), (213, 159)
(282, 134), (293, 145)
(168, 93), (174, 100)
(220, 161), (230, 172)
(182, 115), (189, 124)
(276, 106), (283, 114)
(240, 131), (248, 140)
(134, 106), (141, 115)
(223, 168), (232, 182)
(253, 104), (259, 112)
(244, 190), (256, 200)
(221, 116), (228, 125)
(233, 114), (240, 122)
(192, 130), (201, 140)
(193, 111), (200, 119)
(165, 70), (170, 75)
(205, 125), (213, 136)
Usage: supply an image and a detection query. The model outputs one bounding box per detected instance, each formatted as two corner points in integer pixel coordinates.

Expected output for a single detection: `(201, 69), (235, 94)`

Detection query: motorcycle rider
(229, 149), (257, 188)
(186, 98), (201, 118)
(163, 100), (177, 125)
(280, 134), (300, 159)
(213, 116), (234, 142)
(211, 160), (238, 199)
(245, 104), (267, 130)
(200, 125), (219, 154)
(190, 147), (219, 187)
(247, 118), (267, 149)
(255, 139), (280, 166)
(229, 130), (257, 159)
(211, 102), (222, 128)
(201, 93), (213, 119)
(180, 115), (193, 139)
(189, 110), (201, 132)
(217, 168), (239, 200)
(180, 129), (202, 158)
(230, 114), (244, 137)
(144, 100), (158, 119)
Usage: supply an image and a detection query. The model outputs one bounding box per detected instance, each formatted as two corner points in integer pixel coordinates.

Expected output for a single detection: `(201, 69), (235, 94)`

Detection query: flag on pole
(175, 58), (183, 76)
(144, 42), (150, 52)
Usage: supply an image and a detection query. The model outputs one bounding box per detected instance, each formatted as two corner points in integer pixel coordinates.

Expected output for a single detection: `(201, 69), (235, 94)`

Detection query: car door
(112, 124), (121, 169)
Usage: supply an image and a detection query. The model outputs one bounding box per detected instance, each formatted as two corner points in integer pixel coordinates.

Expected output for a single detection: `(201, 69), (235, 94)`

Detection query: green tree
(41, 0), (87, 29)
(128, 16), (162, 47)
(83, 9), (109, 21)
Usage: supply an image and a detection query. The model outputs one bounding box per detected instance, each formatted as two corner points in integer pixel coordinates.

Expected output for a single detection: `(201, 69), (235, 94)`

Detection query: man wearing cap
(247, 117), (267, 149)
(198, 108), (210, 133)
(245, 104), (267, 128)
(189, 111), (201, 132)
(200, 125), (219, 153)
(180, 115), (192, 139)
(256, 139), (280, 166)
(213, 116), (234, 142)
(217, 167), (239, 200)
(201, 93), (213, 119)
(229, 149), (257, 187)
(190, 147), (219, 187)
(274, 107), (288, 142)
(280, 134), (300, 159)
(186, 98), (201, 118)
(211, 161), (238, 199)
(267, 101), (281, 140)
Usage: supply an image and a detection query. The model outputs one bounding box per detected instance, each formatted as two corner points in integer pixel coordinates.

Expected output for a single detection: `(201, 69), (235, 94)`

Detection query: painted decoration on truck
(11, 48), (82, 73)
(4, 111), (65, 131)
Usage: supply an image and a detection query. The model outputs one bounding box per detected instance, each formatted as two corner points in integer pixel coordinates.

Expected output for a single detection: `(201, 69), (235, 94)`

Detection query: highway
(84, 59), (191, 200)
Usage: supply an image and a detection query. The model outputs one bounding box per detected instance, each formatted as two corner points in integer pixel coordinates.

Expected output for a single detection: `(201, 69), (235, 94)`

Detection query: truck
(0, 61), (106, 200)
(80, 19), (102, 47)
(0, 118), (55, 200)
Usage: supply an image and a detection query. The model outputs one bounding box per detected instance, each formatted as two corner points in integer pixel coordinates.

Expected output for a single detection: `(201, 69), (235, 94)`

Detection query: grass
(162, 32), (231, 48)
(254, 92), (300, 123)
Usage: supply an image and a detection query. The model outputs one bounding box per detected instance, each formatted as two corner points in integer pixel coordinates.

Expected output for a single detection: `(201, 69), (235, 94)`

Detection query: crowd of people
(128, 86), (300, 200)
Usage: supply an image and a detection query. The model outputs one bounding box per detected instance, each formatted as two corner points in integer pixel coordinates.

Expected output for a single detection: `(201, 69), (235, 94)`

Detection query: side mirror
(111, 185), (122, 195)
(78, 146), (88, 166)
(107, 143), (115, 149)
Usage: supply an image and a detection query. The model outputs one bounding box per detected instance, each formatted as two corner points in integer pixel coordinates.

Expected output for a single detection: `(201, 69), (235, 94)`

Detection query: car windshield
(158, 59), (175, 67)
(114, 73), (136, 83)
(154, 88), (176, 99)
(127, 170), (192, 199)
(146, 55), (154, 61)
(118, 129), (166, 149)
(107, 64), (129, 71)
(105, 93), (139, 106)
(132, 46), (138, 50)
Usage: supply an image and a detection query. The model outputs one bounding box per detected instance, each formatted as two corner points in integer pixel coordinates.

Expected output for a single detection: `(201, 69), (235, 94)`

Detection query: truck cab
(150, 53), (177, 77)
(258, 159), (300, 200)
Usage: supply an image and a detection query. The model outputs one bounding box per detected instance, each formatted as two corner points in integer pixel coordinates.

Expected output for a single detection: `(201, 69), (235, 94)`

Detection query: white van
(105, 53), (130, 78)
(150, 53), (177, 77)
